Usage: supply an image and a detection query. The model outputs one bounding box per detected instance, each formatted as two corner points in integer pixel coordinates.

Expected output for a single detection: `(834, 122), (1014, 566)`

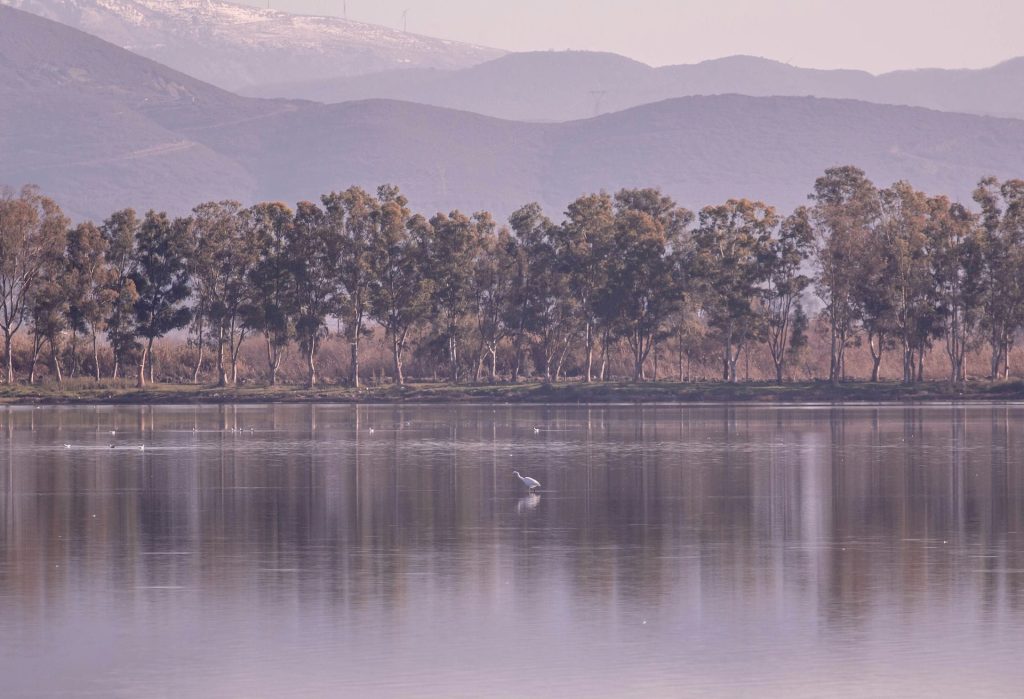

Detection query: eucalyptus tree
(367, 187), (430, 385)
(287, 200), (341, 387)
(876, 182), (937, 383)
(609, 188), (691, 382)
(322, 186), (377, 387)
(973, 177), (1024, 380)
(759, 206), (814, 383)
(28, 276), (70, 384)
(672, 300), (711, 382)
(191, 201), (258, 386)
(101, 209), (141, 379)
(131, 211), (193, 387)
(502, 225), (532, 382)
(810, 166), (879, 383)
(244, 202), (296, 385)
(424, 210), (484, 382)
(692, 199), (774, 383)
(927, 197), (984, 384)
(509, 203), (574, 382)
(65, 222), (116, 380)
(470, 224), (516, 383)
(0, 186), (68, 383)
(557, 192), (616, 382)
(849, 228), (896, 383)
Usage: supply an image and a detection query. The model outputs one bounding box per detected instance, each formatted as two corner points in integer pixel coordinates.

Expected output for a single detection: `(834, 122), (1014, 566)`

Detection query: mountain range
(243, 50), (1024, 123)
(0, 0), (503, 91)
(9, 0), (1024, 124)
(3, 5), (1024, 224)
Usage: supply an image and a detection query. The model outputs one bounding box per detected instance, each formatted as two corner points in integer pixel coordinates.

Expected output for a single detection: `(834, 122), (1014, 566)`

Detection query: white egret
(513, 471), (541, 492)
(63, 443), (71, 449)
(533, 427), (540, 434)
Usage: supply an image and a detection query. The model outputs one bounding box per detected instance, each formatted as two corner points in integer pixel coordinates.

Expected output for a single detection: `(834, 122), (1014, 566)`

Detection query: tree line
(1, 166), (1021, 389)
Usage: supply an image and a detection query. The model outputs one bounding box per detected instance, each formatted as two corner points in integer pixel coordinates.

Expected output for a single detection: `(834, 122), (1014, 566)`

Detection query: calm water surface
(1, 403), (1023, 698)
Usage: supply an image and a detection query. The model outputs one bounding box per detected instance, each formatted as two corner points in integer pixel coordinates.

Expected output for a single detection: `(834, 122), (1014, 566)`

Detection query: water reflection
(516, 493), (541, 514)
(1, 403), (1023, 697)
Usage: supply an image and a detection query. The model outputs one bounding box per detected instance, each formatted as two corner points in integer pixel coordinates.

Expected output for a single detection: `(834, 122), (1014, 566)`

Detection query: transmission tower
(590, 90), (608, 116)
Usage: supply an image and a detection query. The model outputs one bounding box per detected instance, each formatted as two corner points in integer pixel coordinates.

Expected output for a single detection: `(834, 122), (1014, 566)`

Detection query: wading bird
(513, 471), (541, 492)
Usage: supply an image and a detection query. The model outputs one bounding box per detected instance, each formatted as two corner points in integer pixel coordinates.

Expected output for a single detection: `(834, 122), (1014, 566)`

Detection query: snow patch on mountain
(1, 0), (504, 90)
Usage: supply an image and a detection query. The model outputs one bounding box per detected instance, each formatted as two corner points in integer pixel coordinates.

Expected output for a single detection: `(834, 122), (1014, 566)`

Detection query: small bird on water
(513, 471), (541, 492)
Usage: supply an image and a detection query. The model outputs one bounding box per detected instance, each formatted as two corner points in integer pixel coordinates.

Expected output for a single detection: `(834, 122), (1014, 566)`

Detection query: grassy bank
(0, 379), (1022, 405)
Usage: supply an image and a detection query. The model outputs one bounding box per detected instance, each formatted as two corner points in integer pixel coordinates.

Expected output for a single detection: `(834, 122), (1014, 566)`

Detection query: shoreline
(0, 380), (1022, 406)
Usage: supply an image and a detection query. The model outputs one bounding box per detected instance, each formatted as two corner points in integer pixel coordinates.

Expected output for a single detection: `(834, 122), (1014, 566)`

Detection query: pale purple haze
(238, 0), (1024, 73)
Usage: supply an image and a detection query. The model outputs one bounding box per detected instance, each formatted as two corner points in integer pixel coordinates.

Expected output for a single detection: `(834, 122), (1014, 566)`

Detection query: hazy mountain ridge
(0, 0), (504, 90)
(4, 6), (1024, 223)
(248, 51), (1024, 122)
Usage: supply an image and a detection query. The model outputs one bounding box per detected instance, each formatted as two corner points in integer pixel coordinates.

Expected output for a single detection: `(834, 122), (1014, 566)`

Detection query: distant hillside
(246, 51), (1024, 122)
(4, 7), (1024, 223)
(1, 0), (503, 91)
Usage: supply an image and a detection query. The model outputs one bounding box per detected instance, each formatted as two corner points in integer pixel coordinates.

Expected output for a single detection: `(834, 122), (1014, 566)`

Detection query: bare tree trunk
(584, 322), (594, 383)
(216, 329), (228, 387)
(489, 345), (498, 383)
(472, 337), (485, 383)
(306, 338), (317, 388)
(230, 336), (243, 385)
(266, 335), (280, 386)
(511, 327), (525, 383)
(28, 336), (42, 384)
(51, 340), (62, 385)
(554, 338), (571, 383)
(4, 332), (14, 384)
(867, 331), (882, 382)
(67, 332), (78, 379)
(829, 319), (839, 385)
(990, 332), (1004, 380)
(350, 339), (360, 388)
(137, 342), (148, 388)
(599, 330), (611, 381)
(678, 336), (685, 383)
(448, 329), (459, 383)
(193, 317), (205, 384)
(90, 331), (99, 380)
(722, 333), (732, 382)
(391, 331), (406, 386)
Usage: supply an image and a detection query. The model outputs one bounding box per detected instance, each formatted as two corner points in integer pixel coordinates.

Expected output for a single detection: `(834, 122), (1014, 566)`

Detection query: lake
(1, 403), (1023, 698)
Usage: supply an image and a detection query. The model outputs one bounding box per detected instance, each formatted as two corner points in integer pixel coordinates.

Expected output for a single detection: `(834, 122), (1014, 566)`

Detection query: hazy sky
(238, 0), (1023, 73)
